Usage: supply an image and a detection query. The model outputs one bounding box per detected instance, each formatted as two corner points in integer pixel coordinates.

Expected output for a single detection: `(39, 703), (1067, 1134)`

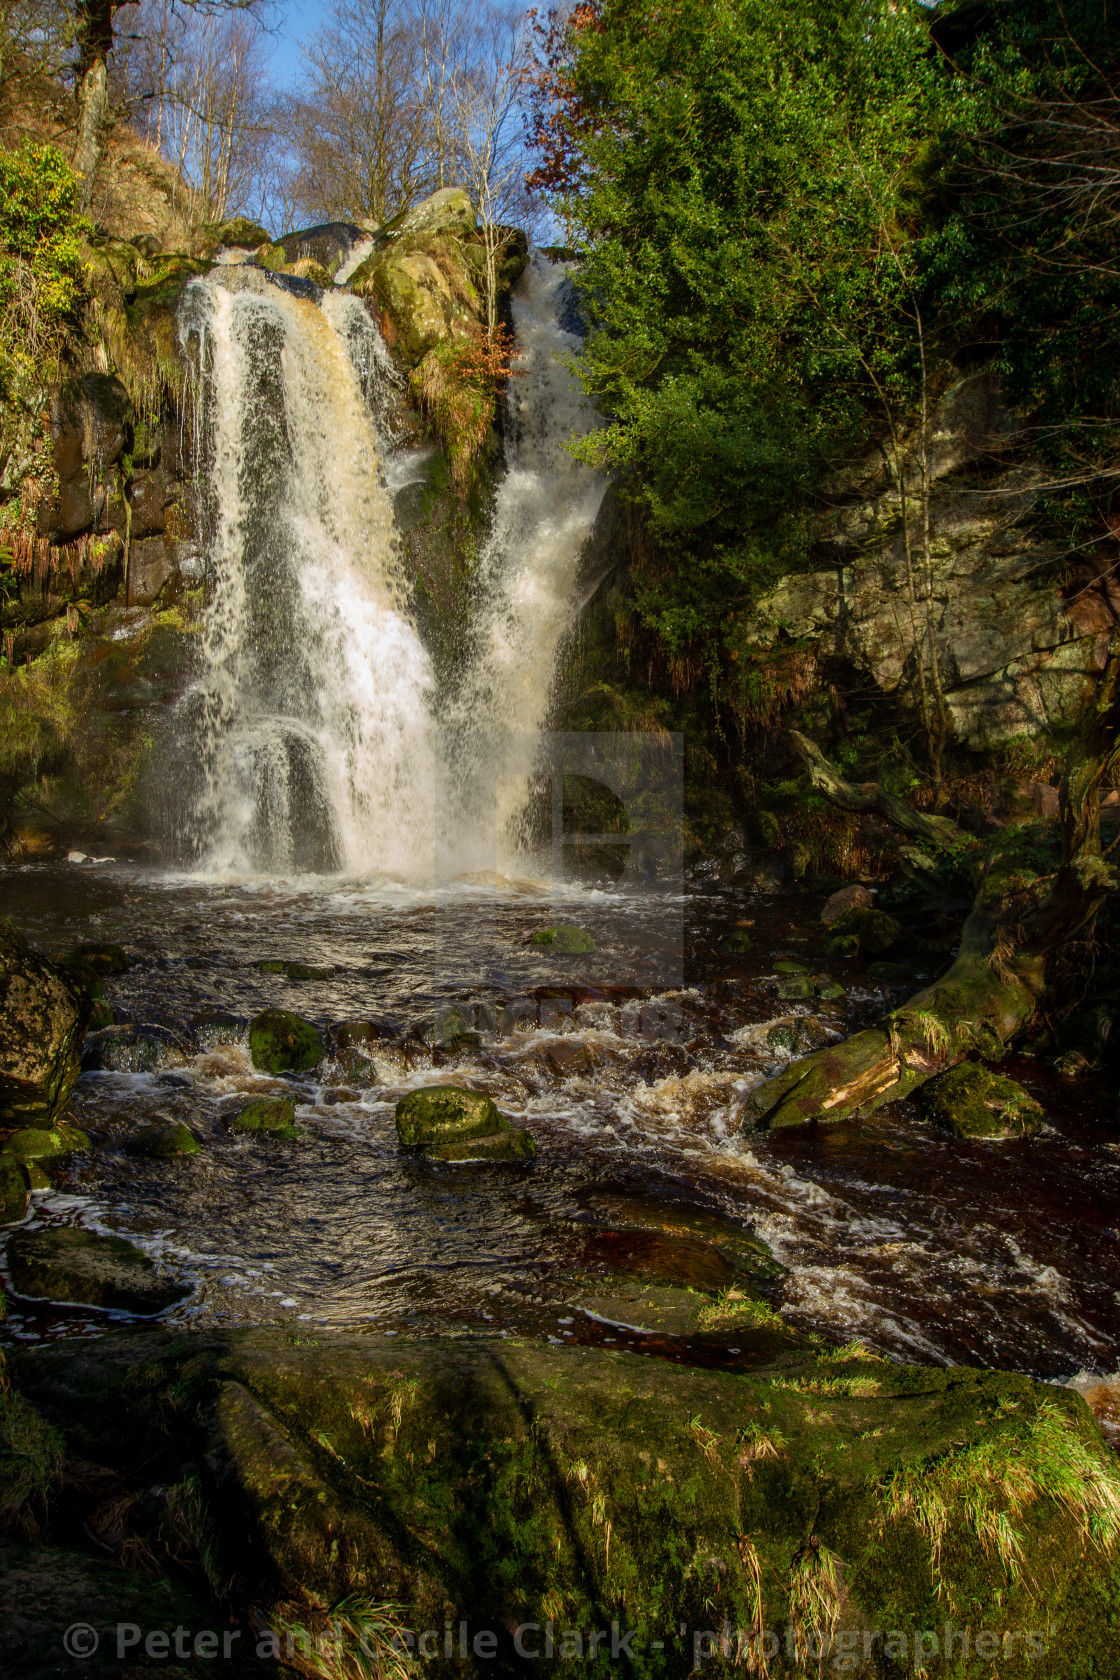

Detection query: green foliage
(0, 1373), (66, 1538)
(0, 141), (86, 377)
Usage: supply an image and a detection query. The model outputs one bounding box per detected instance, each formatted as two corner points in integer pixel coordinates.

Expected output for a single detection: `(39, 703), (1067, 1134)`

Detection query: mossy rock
(69, 942), (130, 975)
(773, 959), (808, 974)
(1, 1125), (89, 1161)
(827, 932), (861, 958)
(283, 962), (336, 981)
(395, 1085), (504, 1148)
(124, 1121), (201, 1159)
(719, 930), (753, 955)
(423, 1127), (535, 1163)
(531, 926), (595, 954)
(921, 1061), (1045, 1139)
(5, 1228), (189, 1314)
(0, 920), (90, 1128)
(830, 905), (902, 958)
(248, 1009), (324, 1074)
(230, 1098), (299, 1139)
(16, 1326), (1120, 1667)
(775, 973), (815, 1000)
(814, 974), (846, 1001)
(0, 1153), (29, 1224)
(257, 960), (286, 974)
(88, 1001), (115, 1030)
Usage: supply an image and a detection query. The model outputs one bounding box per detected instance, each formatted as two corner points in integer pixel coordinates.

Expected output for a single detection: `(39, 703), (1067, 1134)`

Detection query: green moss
(230, 1098), (299, 1138)
(531, 926), (596, 954)
(124, 1121), (201, 1158)
(1, 1125), (88, 1161)
(830, 905), (902, 957)
(720, 929), (752, 954)
(394, 1086), (504, 1148)
(921, 1061), (1045, 1139)
(0, 1383), (66, 1537)
(248, 1009), (324, 1075)
(0, 1153), (29, 1224)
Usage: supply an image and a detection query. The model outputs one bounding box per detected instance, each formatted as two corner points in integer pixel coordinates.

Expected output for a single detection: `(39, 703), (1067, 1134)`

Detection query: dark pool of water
(1, 861), (1118, 1407)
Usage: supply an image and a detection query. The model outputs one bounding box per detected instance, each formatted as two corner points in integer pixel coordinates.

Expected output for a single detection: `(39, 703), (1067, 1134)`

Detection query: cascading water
(438, 254), (607, 875)
(175, 269), (434, 878)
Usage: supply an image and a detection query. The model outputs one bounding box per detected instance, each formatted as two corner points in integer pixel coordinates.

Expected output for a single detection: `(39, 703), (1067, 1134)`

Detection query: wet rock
(230, 1098), (299, 1138)
(544, 1039), (592, 1076)
(921, 1062), (1044, 1139)
(0, 1154), (29, 1224)
(257, 960), (286, 974)
(283, 962), (336, 981)
(531, 926), (595, 954)
(1, 1124), (89, 1161)
(248, 1009), (324, 1074)
(775, 973), (815, 1000)
(581, 1198), (782, 1291)
(423, 1128), (536, 1163)
(719, 929), (752, 955)
(0, 921), (90, 1128)
(330, 1018), (397, 1049)
(773, 959), (808, 974)
(813, 974), (846, 1001)
(423, 1004), (480, 1050)
(5, 1229), (189, 1314)
(395, 1085), (502, 1148)
(828, 904), (902, 957)
(81, 1024), (189, 1074)
(124, 1121), (201, 1158)
(821, 883), (874, 925)
(68, 943), (130, 975)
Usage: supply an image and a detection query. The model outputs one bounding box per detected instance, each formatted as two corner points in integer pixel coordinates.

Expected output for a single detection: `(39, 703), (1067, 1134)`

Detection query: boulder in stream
(230, 1097), (300, 1139)
(5, 1228), (190, 1314)
(124, 1120), (201, 1158)
(921, 1061), (1044, 1139)
(395, 1085), (535, 1161)
(248, 1009), (324, 1074)
(11, 1327), (1120, 1669)
(827, 905), (902, 958)
(1, 1124), (89, 1161)
(0, 921), (90, 1128)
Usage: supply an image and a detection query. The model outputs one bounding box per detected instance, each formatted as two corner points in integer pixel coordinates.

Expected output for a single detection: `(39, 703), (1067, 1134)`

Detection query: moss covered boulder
(0, 921), (90, 1128)
(423, 1128), (536, 1163)
(124, 1121), (200, 1158)
(720, 929), (753, 955)
(248, 1009), (323, 1074)
(395, 1085), (503, 1147)
(230, 1098), (299, 1139)
(1, 1124), (88, 1162)
(12, 1328), (1120, 1673)
(531, 926), (596, 954)
(5, 1228), (189, 1315)
(0, 1153), (29, 1224)
(921, 1061), (1045, 1139)
(828, 905), (902, 958)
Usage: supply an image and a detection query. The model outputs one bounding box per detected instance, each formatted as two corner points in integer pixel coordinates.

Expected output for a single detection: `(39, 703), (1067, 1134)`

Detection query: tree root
(743, 909), (1045, 1130)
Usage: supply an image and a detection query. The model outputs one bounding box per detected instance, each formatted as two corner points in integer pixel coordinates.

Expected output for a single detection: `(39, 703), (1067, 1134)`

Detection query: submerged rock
(230, 1098), (299, 1139)
(531, 926), (595, 954)
(5, 1229), (189, 1314)
(81, 1024), (189, 1074)
(124, 1121), (201, 1158)
(67, 943), (130, 975)
(14, 1326), (1119, 1666)
(248, 1009), (324, 1074)
(720, 929), (753, 955)
(422, 1128), (536, 1163)
(921, 1061), (1044, 1139)
(0, 920), (90, 1128)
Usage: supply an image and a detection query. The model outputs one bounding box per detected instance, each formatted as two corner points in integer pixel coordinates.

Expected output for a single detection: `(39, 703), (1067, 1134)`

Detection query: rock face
(12, 1328), (1120, 1673)
(5, 1228), (190, 1314)
(738, 369), (1116, 750)
(0, 922), (89, 1128)
(351, 189), (528, 368)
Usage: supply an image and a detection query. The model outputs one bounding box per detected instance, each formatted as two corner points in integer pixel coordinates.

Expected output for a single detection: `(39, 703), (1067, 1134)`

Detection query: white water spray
(177, 269), (434, 878)
(438, 254), (607, 875)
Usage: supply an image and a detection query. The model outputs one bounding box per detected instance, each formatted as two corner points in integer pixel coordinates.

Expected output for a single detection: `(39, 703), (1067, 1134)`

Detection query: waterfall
(437, 253), (607, 876)
(176, 268), (434, 879)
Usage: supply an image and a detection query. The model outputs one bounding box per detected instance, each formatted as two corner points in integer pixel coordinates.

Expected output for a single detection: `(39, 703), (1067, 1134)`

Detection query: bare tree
(448, 1), (530, 327)
(285, 0), (429, 226)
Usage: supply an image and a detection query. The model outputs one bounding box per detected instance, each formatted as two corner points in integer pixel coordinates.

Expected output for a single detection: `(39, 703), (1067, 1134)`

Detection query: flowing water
(2, 255), (1118, 1442)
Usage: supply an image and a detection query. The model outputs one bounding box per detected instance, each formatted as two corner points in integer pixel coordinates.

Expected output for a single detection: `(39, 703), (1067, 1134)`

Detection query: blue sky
(264, 0), (325, 88)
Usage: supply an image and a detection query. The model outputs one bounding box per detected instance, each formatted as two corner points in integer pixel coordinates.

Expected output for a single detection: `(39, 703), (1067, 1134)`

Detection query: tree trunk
(73, 0), (115, 209)
(743, 691), (1120, 1132)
